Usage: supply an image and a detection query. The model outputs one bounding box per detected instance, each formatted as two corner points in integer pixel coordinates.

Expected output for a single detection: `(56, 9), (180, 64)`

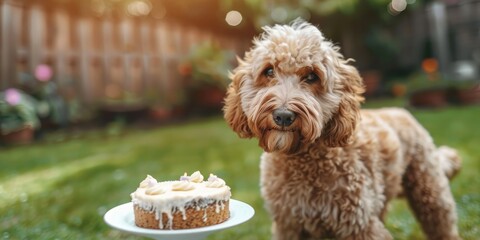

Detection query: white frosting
(131, 173), (231, 229)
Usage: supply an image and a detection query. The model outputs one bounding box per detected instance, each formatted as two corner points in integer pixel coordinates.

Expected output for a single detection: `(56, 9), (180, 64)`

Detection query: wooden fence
(0, 0), (249, 106)
(2, 0), (478, 105)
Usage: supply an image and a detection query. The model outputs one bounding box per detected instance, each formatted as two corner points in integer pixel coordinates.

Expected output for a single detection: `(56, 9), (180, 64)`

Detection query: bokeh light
(422, 58), (439, 74)
(225, 10), (242, 26)
(388, 0), (407, 15)
(127, 0), (152, 17)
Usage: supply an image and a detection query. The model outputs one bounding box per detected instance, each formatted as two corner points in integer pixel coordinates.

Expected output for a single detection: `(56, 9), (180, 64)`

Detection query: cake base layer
(133, 200), (229, 229)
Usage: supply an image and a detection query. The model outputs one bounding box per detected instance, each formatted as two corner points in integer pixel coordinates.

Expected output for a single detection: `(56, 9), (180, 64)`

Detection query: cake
(131, 171), (231, 230)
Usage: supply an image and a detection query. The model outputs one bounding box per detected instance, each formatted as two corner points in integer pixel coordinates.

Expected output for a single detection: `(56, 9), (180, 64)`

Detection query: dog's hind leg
(402, 147), (461, 240)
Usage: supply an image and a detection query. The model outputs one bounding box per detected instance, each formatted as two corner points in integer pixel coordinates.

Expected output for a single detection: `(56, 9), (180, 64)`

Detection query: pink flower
(35, 64), (53, 82)
(5, 88), (21, 105)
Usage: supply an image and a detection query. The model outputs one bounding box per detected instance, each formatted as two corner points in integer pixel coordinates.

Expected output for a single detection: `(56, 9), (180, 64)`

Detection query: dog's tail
(437, 146), (462, 180)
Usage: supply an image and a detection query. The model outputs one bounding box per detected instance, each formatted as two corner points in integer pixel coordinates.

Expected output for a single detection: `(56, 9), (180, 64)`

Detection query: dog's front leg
(340, 217), (392, 240)
(271, 217), (304, 240)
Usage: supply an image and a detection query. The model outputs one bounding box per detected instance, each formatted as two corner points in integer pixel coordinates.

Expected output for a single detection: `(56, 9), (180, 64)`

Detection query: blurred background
(1, 0), (479, 138)
(0, 0), (479, 239)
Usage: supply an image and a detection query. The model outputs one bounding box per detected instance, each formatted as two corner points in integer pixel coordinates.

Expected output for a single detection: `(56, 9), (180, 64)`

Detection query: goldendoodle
(223, 20), (461, 240)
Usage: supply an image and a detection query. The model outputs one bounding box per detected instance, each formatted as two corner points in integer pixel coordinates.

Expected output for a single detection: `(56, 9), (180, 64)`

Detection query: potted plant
(18, 63), (75, 129)
(402, 71), (451, 108)
(179, 41), (235, 114)
(447, 75), (480, 105)
(0, 88), (41, 145)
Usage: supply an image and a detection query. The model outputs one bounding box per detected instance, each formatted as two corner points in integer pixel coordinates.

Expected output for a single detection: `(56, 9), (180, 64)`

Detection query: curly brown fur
(223, 20), (461, 240)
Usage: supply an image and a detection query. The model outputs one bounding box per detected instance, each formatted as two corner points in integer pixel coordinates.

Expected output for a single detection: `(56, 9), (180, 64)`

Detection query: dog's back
(361, 107), (461, 180)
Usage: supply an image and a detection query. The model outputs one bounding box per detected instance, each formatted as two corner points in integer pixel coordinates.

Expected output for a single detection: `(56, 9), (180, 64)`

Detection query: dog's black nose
(272, 109), (296, 127)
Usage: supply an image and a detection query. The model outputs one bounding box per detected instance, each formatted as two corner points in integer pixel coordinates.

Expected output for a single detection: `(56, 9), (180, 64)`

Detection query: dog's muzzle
(272, 108), (296, 127)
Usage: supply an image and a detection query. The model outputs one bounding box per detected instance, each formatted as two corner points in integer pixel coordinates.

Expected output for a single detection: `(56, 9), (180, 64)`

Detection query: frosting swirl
(189, 171), (204, 183)
(172, 181), (196, 191)
(145, 185), (167, 195)
(139, 175), (157, 188)
(206, 174), (226, 188)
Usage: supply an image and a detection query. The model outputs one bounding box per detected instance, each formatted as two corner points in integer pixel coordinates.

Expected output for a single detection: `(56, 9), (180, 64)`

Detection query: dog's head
(223, 20), (364, 154)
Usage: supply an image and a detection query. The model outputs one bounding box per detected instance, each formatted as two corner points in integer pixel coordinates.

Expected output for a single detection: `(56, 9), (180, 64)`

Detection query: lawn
(0, 99), (479, 240)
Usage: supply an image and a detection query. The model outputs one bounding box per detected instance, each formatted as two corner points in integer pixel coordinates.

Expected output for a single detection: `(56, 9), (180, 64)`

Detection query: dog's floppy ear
(322, 62), (365, 147)
(223, 65), (253, 138)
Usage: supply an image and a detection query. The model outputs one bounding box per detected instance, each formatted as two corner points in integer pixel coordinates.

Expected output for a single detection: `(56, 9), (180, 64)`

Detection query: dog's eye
(303, 72), (319, 84)
(263, 67), (275, 78)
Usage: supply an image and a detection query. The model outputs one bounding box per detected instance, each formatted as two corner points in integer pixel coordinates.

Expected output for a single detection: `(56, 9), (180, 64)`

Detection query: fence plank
(1, 3), (22, 88)
(156, 22), (169, 101)
(140, 21), (150, 99)
(101, 18), (112, 98)
(53, 9), (69, 87)
(28, 5), (45, 75)
(0, 2), (13, 89)
(77, 18), (91, 102)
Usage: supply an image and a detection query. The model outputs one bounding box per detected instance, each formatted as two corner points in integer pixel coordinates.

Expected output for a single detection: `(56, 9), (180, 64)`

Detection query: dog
(223, 20), (461, 240)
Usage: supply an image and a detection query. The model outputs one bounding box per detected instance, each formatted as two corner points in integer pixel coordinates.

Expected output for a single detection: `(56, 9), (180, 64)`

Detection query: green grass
(1, 100), (479, 239)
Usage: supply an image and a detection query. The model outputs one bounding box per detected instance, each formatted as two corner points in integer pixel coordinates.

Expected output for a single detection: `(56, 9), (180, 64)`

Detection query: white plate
(104, 199), (255, 240)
